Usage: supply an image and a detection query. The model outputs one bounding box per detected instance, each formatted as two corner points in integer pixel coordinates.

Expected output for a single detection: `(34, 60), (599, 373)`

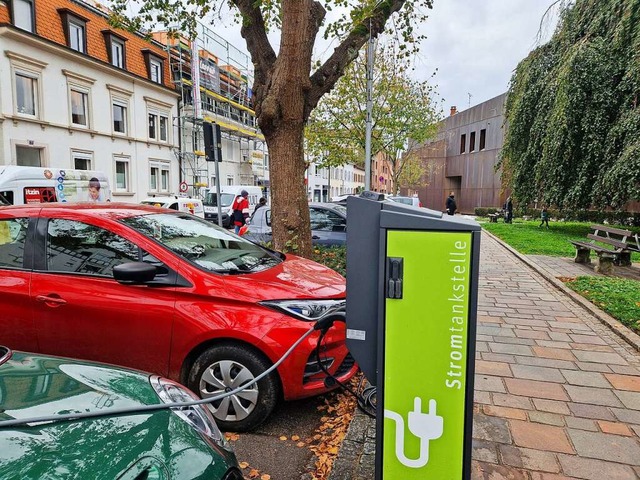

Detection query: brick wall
(0, 0), (171, 89)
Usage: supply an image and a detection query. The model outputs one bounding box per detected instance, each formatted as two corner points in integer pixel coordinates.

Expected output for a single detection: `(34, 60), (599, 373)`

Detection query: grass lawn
(565, 276), (640, 332)
(481, 219), (640, 262)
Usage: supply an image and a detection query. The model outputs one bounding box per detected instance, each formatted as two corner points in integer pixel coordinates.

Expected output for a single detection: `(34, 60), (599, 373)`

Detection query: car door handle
(36, 295), (67, 307)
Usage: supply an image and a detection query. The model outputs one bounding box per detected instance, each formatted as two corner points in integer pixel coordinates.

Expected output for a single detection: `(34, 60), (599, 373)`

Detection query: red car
(0, 203), (356, 431)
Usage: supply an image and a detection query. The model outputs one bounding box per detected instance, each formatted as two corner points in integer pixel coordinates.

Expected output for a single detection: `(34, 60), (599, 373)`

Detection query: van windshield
(204, 192), (235, 207)
(121, 213), (282, 273)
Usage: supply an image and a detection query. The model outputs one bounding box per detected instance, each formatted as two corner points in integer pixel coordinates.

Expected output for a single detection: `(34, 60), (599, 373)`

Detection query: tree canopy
(500, 0), (640, 211)
(110, 0), (433, 257)
(305, 40), (438, 193)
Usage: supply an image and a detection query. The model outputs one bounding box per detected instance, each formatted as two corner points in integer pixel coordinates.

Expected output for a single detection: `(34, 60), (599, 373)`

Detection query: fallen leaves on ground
(557, 276), (576, 283)
(306, 377), (360, 480)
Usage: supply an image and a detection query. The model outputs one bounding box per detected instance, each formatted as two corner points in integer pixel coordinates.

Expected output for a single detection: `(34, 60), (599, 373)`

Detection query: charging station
(345, 192), (481, 479)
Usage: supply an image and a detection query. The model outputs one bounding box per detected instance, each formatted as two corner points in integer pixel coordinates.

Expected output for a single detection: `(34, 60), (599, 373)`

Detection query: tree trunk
(266, 127), (313, 258)
(258, 0), (316, 259)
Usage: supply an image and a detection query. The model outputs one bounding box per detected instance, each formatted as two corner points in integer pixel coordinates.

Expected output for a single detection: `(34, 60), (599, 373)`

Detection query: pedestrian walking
(232, 190), (250, 234)
(445, 191), (457, 216)
(539, 207), (550, 229)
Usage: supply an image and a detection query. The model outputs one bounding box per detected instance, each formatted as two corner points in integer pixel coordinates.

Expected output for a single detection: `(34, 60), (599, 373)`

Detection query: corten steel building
(406, 93), (508, 214)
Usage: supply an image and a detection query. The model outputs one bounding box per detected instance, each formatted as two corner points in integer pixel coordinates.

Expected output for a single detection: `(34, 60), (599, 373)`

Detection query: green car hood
(0, 351), (237, 479)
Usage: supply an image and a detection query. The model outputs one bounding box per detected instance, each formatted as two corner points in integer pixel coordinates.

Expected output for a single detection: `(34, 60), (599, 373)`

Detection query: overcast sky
(418, 0), (561, 112)
(205, 1), (562, 115)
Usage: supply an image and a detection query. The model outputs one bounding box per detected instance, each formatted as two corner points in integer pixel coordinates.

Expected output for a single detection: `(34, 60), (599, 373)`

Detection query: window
(13, 0), (34, 32)
(69, 21), (85, 52)
(115, 157), (129, 191)
(111, 39), (125, 68)
(150, 167), (158, 191)
(59, 10), (88, 54)
(309, 208), (346, 232)
(15, 73), (37, 116)
(227, 176), (234, 186)
(161, 169), (169, 191)
(72, 151), (92, 170)
(148, 113), (157, 139)
(470, 131), (476, 152)
(70, 89), (88, 126)
(16, 146), (42, 167)
(479, 128), (487, 151)
(160, 116), (168, 142)
(46, 219), (139, 277)
(112, 102), (127, 134)
(460, 134), (466, 154)
(0, 218), (28, 269)
(149, 161), (170, 193)
(150, 59), (162, 84)
(102, 31), (127, 68)
(148, 112), (169, 142)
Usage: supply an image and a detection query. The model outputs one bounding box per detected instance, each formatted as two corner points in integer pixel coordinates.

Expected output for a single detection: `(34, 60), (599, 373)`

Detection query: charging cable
(314, 318), (376, 418)
(0, 320), (323, 429)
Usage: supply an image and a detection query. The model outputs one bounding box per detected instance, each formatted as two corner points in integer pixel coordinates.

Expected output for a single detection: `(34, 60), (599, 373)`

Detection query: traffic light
(203, 122), (222, 162)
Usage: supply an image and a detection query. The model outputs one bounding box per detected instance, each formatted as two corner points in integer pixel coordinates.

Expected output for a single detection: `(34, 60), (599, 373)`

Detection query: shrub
(312, 245), (346, 277)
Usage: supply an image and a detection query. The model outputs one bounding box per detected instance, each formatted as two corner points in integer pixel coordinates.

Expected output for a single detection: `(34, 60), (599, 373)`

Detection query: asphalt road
(228, 394), (331, 480)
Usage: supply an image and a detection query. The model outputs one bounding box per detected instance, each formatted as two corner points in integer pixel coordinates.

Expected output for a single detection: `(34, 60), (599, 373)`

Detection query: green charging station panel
(384, 231), (471, 478)
(346, 193), (480, 480)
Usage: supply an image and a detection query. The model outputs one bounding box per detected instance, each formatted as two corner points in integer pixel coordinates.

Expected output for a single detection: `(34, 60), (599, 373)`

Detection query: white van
(203, 185), (263, 227)
(0, 166), (111, 205)
(140, 196), (205, 218)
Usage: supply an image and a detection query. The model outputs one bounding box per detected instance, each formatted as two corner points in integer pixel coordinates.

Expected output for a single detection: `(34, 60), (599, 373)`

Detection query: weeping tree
(305, 40), (438, 194)
(112, 1), (433, 257)
(500, 0), (640, 212)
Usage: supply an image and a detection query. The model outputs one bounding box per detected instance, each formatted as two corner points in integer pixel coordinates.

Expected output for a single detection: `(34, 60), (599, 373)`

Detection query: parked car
(244, 203), (347, 246)
(0, 203), (356, 431)
(389, 195), (422, 208)
(0, 345), (242, 479)
(141, 196), (205, 218)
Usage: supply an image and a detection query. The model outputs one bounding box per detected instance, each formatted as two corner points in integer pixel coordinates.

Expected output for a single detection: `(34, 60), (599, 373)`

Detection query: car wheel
(187, 344), (280, 432)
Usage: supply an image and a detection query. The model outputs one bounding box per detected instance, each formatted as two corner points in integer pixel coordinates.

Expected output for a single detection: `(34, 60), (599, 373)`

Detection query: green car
(0, 346), (242, 480)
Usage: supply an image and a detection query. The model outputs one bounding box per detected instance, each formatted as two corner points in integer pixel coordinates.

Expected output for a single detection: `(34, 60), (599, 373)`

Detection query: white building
(306, 161), (365, 202)
(0, 0), (179, 203)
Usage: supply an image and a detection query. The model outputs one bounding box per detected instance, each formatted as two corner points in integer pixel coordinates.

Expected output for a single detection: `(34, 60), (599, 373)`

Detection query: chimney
(450, 106), (457, 116)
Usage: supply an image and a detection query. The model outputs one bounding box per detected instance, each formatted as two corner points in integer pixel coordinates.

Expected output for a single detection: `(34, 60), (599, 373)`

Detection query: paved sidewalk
(330, 232), (640, 480)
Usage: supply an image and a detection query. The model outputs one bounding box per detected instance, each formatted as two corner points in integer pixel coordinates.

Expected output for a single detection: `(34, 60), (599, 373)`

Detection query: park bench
(570, 225), (637, 274)
(487, 210), (504, 223)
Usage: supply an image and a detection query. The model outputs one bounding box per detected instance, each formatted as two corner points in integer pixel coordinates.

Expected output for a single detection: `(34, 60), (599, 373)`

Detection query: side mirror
(113, 262), (157, 285)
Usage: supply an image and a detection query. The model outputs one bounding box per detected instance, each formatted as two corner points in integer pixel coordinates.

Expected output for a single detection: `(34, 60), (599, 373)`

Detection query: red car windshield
(122, 213), (281, 273)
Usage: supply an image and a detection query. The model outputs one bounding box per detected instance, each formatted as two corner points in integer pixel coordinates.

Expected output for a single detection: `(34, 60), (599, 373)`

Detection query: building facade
(406, 93), (507, 213)
(0, 0), (179, 202)
(152, 24), (268, 199)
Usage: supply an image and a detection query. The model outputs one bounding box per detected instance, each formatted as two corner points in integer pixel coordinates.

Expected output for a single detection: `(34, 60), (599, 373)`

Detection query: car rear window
(122, 213), (281, 273)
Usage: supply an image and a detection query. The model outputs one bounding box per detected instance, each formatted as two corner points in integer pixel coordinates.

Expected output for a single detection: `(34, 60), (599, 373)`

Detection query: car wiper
(247, 256), (278, 271)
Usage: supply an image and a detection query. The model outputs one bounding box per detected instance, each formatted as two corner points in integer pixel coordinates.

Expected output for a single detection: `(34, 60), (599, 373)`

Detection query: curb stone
(326, 408), (376, 480)
(482, 229), (640, 352)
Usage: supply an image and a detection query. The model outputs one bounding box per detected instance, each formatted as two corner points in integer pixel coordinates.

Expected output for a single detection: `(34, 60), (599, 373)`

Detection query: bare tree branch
(306, 0), (407, 115)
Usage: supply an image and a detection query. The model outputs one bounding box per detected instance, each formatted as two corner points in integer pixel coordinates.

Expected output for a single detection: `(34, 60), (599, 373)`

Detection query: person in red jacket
(231, 190), (250, 234)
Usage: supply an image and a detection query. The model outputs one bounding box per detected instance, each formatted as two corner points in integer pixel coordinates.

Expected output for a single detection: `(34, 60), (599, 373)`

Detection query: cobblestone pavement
(330, 232), (640, 480)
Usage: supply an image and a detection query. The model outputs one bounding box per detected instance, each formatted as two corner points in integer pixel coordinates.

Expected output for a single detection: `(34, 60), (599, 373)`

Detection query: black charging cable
(313, 315), (376, 418)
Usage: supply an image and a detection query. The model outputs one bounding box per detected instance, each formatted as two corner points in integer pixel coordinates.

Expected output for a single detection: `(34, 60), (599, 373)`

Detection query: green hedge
(475, 206), (640, 226)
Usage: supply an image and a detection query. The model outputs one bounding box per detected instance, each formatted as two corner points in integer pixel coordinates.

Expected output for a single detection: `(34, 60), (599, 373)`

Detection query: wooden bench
(487, 213), (500, 223)
(570, 225), (636, 274)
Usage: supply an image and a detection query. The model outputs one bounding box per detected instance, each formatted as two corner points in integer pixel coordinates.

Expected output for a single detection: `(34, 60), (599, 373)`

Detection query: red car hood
(225, 254), (346, 301)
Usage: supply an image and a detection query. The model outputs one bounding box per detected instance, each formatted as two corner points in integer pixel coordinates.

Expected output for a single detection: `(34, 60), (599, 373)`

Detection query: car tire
(187, 343), (280, 432)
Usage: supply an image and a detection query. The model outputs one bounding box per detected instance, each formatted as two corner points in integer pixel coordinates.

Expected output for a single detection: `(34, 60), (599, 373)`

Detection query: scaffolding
(153, 23), (268, 198)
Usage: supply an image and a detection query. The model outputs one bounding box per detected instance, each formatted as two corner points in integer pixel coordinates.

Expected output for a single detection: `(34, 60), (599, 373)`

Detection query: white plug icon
(384, 397), (444, 468)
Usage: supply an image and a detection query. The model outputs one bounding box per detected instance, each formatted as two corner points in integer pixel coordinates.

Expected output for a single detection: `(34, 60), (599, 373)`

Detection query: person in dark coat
(506, 197), (513, 224)
(445, 192), (457, 215)
(254, 197), (267, 212)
